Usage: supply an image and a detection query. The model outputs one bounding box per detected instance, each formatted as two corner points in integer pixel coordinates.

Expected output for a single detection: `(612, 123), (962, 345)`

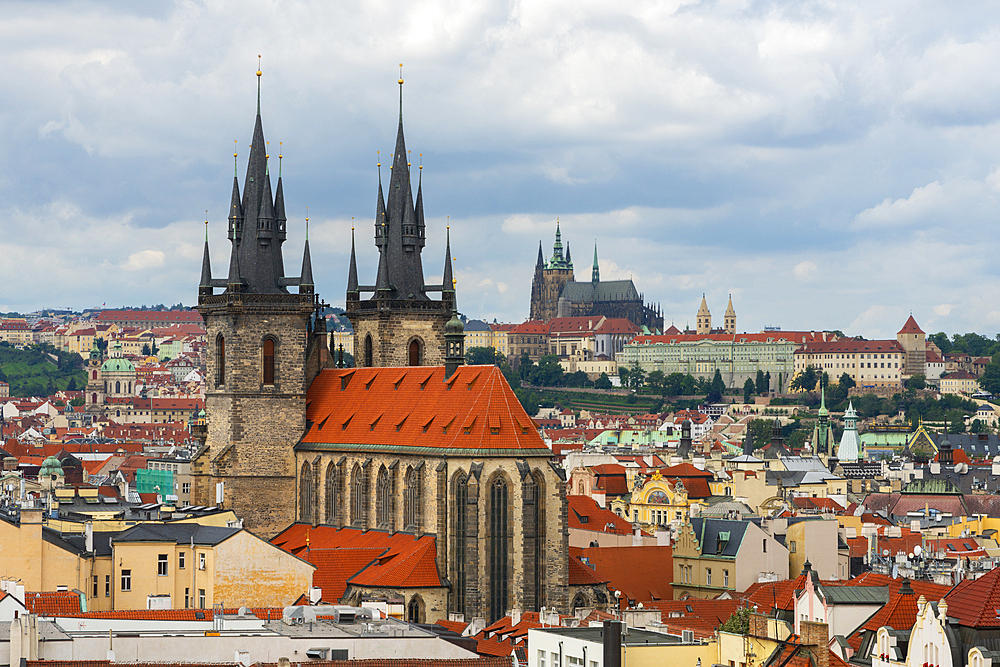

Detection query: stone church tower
(345, 79), (455, 367)
(724, 295), (736, 334)
(696, 294), (712, 334)
(528, 222), (575, 321)
(191, 71), (328, 538)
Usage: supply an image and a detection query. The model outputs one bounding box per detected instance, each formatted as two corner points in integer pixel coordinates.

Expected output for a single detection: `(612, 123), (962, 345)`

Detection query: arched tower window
(325, 463), (339, 526)
(407, 595), (424, 623)
(404, 467), (420, 531)
(453, 473), (468, 616)
(91, 393), (97, 404)
(365, 335), (373, 367)
(216, 335), (226, 386)
(375, 466), (391, 529)
(351, 463), (365, 526)
(115, 381), (121, 394)
(489, 475), (509, 623)
(92, 370), (97, 380)
(300, 462), (314, 524)
(263, 337), (276, 385)
(409, 339), (421, 366)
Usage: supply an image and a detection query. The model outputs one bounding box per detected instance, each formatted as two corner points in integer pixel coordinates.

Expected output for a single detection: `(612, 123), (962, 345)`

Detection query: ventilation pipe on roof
(603, 620), (622, 667)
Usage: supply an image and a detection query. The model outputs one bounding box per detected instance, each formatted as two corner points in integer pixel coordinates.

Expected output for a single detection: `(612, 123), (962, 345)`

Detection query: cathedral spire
(443, 225), (454, 295)
(592, 242), (600, 284)
(200, 216), (212, 296)
(536, 241), (545, 269)
(299, 215), (314, 295)
(347, 225), (359, 295)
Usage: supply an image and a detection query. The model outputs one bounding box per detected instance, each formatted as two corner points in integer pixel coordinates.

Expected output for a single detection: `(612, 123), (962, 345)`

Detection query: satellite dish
(914, 545), (922, 556)
(882, 549), (890, 556)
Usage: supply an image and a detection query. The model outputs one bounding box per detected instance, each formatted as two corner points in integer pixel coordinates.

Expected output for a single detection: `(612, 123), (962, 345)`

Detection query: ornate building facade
(345, 82), (454, 368)
(529, 224), (663, 330)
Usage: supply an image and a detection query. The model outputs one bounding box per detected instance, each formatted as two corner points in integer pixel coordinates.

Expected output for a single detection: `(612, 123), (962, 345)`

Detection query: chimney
(308, 587), (321, 604)
(800, 620), (830, 667)
(510, 608), (521, 627)
(85, 522), (94, 553)
(749, 612), (769, 638)
(603, 619), (623, 667)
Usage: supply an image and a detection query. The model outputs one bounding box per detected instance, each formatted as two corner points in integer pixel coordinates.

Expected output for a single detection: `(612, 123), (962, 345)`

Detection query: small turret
(592, 242), (600, 285)
(444, 310), (465, 379)
(299, 218), (314, 295)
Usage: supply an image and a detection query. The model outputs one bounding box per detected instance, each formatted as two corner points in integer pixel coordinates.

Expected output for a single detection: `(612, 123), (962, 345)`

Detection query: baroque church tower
(345, 76), (456, 367)
(192, 68), (328, 538)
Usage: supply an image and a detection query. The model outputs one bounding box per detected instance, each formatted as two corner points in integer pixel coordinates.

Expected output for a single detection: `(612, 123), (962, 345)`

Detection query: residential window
(179, 552), (186, 569)
(158, 554), (168, 576)
(789, 540), (797, 553)
(105, 575), (110, 597)
(92, 575), (98, 598)
(199, 588), (206, 609)
(539, 651), (546, 667)
(706, 568), (712, 586)
(182, 482), (190, 495)
(121, 569), (131, 592)
(724, 569), (730, 588)
(199, 553), (206, 570)
(185, 588), (190, 608)
(763, 538), (767, 553)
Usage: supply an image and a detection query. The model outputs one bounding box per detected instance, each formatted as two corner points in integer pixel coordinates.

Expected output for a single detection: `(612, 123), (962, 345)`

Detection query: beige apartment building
(793, 339), (904, 389)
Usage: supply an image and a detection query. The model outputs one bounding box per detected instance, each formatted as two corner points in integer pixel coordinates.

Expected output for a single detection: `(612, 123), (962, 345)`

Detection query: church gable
(299, 365), (551, 456)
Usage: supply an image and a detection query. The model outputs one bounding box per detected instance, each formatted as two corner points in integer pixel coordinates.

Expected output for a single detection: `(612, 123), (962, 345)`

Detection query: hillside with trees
(0, 343), (87, 397)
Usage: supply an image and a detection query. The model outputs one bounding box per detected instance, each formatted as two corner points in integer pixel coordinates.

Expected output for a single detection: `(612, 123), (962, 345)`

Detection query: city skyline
(3, 2), (1000, 339)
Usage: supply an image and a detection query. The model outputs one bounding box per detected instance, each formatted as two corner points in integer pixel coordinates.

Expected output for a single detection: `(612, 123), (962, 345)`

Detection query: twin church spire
(200, 64), (312, 297)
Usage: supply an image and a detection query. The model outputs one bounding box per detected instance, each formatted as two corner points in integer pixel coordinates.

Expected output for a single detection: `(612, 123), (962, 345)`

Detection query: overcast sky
(2, 0), (1000, 339)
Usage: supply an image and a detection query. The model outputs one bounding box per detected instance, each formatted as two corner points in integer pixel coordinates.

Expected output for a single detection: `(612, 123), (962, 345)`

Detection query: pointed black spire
(592, 242), (600, 284)
(199, 220), (212, 296)
(536, 241), (545, 269)
(257, 166), (275, 240)
(228, 176), (242, 242)
(443, 226), (454, 294)
(299, 217), (314, 295)
(347, 227), (359, 295)
(565, 242), (572, 266)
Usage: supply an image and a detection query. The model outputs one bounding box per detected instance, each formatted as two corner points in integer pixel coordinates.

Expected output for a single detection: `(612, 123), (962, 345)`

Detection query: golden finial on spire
(351, 216), (355, 232)
(265, 141), (269, 160)
(257, 55), (262, 77)
(419, 153), (423, 171)
(204, 210), (209, 241)
(233, 140), (238, 176)
(376, 150), (381, 168)
(408, 150), (411, 167)
(398, 63), (403, 85)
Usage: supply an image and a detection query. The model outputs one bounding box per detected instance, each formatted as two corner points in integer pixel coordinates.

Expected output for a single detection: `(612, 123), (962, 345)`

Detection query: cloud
(793, 261), (817, 280)
(122, 250), (165, 271)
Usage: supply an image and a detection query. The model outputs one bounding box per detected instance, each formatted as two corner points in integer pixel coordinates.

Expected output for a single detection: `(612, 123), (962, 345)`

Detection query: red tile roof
(59, 607), (284, 621)
(898, 316), (924, 335)
(25, 590), (83, 615)
(567, 495), (642, 536)
(945, 566), (1000, 627)
(569, 554), (610, 586)
(270, 525), (442, 600)
(434, 618), (470, 634)
(578, 545), (673, 602)
(511, 321), (548, 334)
(97, 310), (203, 324)
(301, 366), (550, 455)
(794, 339), (904, 354)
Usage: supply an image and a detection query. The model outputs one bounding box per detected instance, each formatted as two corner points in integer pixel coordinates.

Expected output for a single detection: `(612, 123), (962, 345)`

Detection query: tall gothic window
(351, 463), (365, 526)
(325, 463), (338, 525)
(524, 473), (544, 611)
(216, 335), (225, 386)
(489, 476), (509, 623)
(408, 340), (421, 366)
(263, 338), (275, 385)
(407, 596), (423, 623)
(404, 467), (420, 531)
(454, 473), (468, 616)
(364, 335), (373, 367)
(300, 462), (314, 524)
(375, 466), (391, 529)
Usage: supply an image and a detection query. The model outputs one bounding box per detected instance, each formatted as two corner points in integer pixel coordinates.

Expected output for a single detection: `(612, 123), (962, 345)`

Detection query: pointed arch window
(365, 335), (373, 367)
(375, 466), (391, 529)
(325, 463), (339, 526)
(404, 467), (420, 531)
(453, 473), (468, 616)
(300, 462), (314, 524)
(263, 337), (276, 385)
(216, 335), (226, 386)
(409, 340), (421, 366)
(489, 476), (509, 623)
(351, 463), (366, 527)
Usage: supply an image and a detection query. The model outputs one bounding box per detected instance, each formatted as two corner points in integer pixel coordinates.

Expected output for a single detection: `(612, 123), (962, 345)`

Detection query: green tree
(618, 366), (630, 389)
(466, 346), (500, 365)
(67, 377), (77, 391)
(142, 343), (151, 356)
(979, 361), (1000, 396)
(906, 373), (927, 391)
(970, 419), (985, 434)
(629, 361), (646, 389)
(594, 373), (613, 390)
(747, 418), (772, 450)
(646, 370), (666, 394)
(791, 366), (818, 392)
(514, 388), (540, 416)
(530, 355), (565, 387)
(69, 397), (85, 407)
(930, 332), (952, 354)
(719, 607), (751, 634)
(755, 370), (766, 395)
(743, 377), (755, 403)
(711, 369), (725, 396)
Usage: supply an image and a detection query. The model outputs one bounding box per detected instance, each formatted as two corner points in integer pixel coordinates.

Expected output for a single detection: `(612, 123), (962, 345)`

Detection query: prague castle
(190, 70), (584, 623)
(529, 222), (663, 330)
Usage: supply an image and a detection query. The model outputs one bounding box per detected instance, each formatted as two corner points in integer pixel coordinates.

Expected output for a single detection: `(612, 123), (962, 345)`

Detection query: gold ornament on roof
(398, 63), (403, 85)
(257, 55), (262, 77)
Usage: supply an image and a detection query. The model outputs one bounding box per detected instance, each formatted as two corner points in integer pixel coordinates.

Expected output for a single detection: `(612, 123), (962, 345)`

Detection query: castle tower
(897, 315), (926, 378)
(528, 222), (576, 321)
(84, 341), (105, 411)
(345, 74), (456, 367)
(696, 295), (712, 335)
(528, 242), (545, 320)
(193, 67), (327, 538)
(724, 295), (736, 334)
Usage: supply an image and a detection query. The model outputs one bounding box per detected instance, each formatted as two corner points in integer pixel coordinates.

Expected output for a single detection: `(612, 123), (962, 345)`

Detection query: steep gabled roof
(300, 366), (551, 456)
(945, 565), (1000, 627)
(898, 316), (924, 335)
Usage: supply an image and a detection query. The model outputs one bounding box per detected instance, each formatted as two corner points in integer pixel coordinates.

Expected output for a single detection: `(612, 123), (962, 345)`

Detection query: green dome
(39, 455), (64, 478)
(101, 357), (135, 373)
(445, 312), (465, 335)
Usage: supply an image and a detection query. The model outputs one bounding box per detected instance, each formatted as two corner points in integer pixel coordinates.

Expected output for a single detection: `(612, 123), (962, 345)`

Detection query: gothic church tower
(192, 69), (328, 538)
(345, 76), (456, 367)
(696, 295), (712, 334)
